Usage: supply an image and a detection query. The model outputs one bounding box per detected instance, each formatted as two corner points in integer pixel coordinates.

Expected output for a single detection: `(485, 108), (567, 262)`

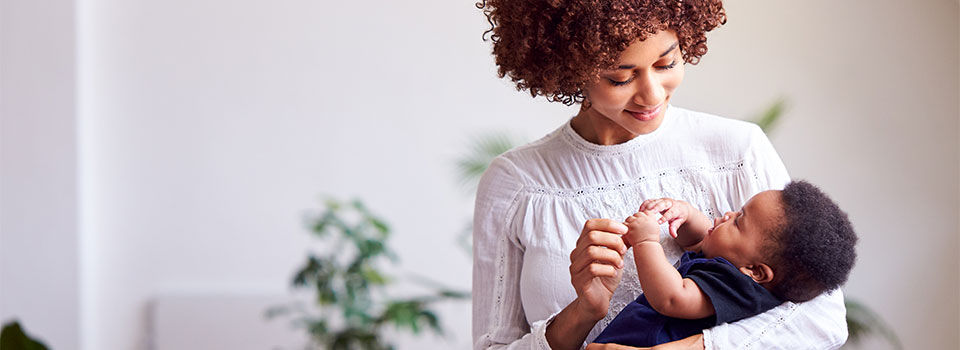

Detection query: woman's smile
(626, 103), (663, 121)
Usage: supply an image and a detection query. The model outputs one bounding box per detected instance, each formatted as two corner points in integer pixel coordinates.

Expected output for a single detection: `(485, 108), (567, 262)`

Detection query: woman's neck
(569, 106), (662, 146)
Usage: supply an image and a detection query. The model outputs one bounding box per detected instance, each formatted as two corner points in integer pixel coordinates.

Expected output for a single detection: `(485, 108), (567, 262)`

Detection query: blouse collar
(561, 104), (677, 156)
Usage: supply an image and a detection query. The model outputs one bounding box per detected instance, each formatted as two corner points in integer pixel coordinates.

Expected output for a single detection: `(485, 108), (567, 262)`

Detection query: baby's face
(701, 190), (784, 269)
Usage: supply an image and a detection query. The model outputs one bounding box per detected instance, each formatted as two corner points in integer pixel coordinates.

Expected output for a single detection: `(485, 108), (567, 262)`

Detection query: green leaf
(752, 98), (787, 133)
(291, 255), (321, 287)
(263, 305), (291, 319)
(1, 321), (49, 350)
(456, 133), (520, 189)
(306, 320), (328, 337)
(318, 284), (337, 305)
(369, 217), (390, 236)
(378, 300), (447, 336)
(420, 310), (442, 334)
(351, 199), (367, 211)
(311, 211), (339, 237)
(438, 289), (471, 299)
(359, 239), (386, 258)
(845, 298), (902, 349)
(361, 266), (389, 285)
(324, 198), (341, 211)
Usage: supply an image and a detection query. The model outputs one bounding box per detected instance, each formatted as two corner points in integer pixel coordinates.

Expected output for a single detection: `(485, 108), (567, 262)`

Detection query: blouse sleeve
(472, 156), (553, 350)
(701, 125), (849, 349)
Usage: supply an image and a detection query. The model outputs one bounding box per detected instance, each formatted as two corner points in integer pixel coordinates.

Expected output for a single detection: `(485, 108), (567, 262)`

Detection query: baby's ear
(739, 263), (774, 284)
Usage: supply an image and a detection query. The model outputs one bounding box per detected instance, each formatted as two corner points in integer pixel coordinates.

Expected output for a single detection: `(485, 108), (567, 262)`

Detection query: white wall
(79, 0), (570, 349)
(0, 0), (79, 349)
(691, 3), (959, 348)
(0, 0), (953, 349)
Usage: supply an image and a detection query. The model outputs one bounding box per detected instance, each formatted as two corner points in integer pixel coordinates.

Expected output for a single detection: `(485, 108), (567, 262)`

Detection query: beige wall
(0, 0), (953, 349)
(679, 2), (959, 348)
(1, 0), (79, 348)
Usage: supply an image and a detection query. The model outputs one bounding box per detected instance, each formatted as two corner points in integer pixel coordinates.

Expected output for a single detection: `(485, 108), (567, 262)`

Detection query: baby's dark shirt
(593, 251), (783, 347)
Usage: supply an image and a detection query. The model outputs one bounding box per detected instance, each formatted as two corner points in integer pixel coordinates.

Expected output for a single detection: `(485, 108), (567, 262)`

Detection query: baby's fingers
(639, 199), (660, 212)
(658, 204), (684, 224)
(669, 218), (685, 238)
(641, 198), (672, 213)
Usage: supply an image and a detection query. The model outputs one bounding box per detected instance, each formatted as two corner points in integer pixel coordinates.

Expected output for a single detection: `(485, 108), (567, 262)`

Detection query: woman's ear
(739, 264), (774, 284)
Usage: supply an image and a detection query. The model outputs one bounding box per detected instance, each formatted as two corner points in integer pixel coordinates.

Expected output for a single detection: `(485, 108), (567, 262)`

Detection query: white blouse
(472, 106), (848, 350)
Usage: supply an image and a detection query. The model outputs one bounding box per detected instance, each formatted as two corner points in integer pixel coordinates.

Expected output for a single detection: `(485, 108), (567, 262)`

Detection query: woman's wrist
(546, 298), (603, 350)
(572, 296), (607, 323)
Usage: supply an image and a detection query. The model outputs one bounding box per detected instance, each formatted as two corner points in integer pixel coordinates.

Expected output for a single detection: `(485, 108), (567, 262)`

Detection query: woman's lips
(626, 104), (662, 121)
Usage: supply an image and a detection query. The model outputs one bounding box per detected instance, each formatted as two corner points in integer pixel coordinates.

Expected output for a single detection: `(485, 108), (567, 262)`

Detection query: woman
(472, 1), (847, 349)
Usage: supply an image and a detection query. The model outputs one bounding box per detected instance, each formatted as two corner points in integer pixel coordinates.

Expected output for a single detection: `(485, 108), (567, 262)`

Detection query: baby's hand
(622, 211), (661, 247)
(639, 198), (692, 238)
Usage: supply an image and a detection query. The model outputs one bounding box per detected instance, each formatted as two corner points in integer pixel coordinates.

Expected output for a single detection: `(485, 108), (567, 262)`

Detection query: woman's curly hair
(477, 0), (726, 105)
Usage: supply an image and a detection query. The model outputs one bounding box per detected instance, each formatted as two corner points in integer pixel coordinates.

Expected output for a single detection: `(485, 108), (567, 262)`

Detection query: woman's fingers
(581, 218), (629, 236)
(571, 262), (619, 281)
(576, 226), (628, 255)
(570, 245), (624, 272)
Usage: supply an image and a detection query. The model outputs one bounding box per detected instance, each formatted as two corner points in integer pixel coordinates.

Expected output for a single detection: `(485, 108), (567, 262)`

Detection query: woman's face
(577, 30), (685, 143)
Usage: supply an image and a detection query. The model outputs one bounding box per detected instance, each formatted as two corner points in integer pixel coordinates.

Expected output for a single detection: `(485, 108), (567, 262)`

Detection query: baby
(592, 180), (857, 347)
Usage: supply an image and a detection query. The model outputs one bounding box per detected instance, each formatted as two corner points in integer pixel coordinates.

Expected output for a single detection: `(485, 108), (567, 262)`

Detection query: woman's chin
(622, 112), (664, 134)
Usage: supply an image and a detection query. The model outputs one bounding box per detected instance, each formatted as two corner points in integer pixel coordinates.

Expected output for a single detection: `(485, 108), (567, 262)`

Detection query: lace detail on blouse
(472, 106), (846, 350)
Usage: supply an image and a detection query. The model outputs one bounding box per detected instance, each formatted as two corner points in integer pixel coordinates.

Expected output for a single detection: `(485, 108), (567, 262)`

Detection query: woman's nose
(632, 72), (665, 106)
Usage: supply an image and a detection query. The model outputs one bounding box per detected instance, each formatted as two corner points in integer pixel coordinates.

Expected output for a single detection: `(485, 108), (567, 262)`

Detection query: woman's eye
(655, 60), (678, 70)
(608, 77), (634, 86)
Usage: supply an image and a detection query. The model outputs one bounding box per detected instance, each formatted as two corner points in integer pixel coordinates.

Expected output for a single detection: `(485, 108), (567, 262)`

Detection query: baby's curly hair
(476, 0), (726, 105)
(767, 180), (858, 303)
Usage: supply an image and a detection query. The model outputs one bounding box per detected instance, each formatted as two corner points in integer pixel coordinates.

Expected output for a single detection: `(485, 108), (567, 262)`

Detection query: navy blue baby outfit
(593, 252), (783, 347)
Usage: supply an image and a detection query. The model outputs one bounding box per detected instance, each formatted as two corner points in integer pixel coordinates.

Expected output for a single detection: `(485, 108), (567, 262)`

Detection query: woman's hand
(585, 334), (705, 350)
(569, 218), (629, 321)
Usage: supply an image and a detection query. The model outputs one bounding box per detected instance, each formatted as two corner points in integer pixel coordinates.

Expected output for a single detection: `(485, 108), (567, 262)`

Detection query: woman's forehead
(613, 31), (680, 66)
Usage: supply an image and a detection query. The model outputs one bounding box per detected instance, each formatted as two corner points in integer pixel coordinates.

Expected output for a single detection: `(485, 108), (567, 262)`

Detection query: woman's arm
(699, 125), (848, 349)
(473, 157), (630, 350)
(473, 157), (553, 349)
(702, 290), (847, 349)
(586, 334), (705, 350)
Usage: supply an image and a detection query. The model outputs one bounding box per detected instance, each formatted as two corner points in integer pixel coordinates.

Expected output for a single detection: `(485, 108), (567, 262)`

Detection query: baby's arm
(639, 198), (713, 252)
(622, 212), (714, 320)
